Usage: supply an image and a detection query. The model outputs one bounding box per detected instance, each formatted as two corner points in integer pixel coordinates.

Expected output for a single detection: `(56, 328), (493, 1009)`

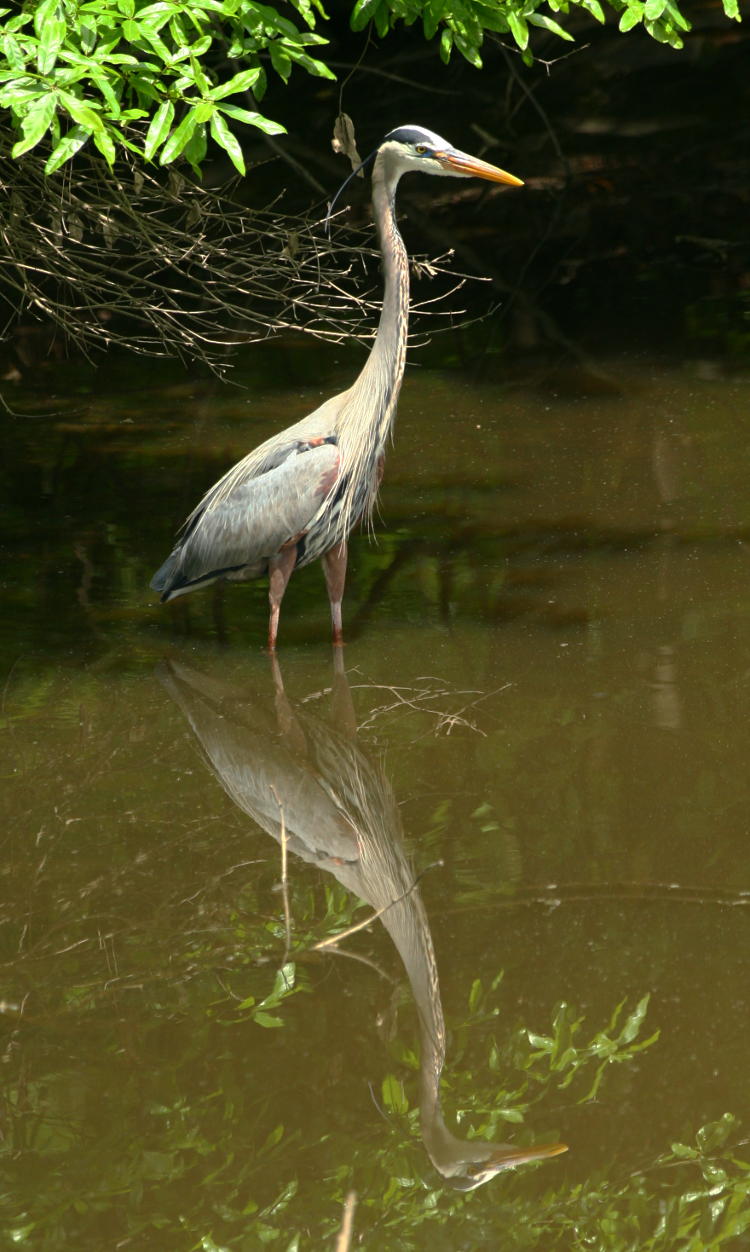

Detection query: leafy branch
(2, 0), (743, 178)
(1, 0), (332, 173)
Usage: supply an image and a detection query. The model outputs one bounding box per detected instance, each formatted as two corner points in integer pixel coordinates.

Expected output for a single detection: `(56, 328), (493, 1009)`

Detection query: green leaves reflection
(525, 995), (659, 1102)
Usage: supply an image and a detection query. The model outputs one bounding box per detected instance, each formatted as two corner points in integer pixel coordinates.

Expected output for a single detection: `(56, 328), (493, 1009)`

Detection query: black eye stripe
(384, 125), (442, 148)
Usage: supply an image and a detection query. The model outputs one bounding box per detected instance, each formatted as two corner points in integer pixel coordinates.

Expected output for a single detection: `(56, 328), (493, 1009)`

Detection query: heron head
(381, 124), (523, 188)
(428, 1135), (568, 1192)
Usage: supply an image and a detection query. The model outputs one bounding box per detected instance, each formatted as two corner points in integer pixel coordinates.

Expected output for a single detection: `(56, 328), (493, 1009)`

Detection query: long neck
(332, 154), (410, 536)
(351, 155), (410, 431)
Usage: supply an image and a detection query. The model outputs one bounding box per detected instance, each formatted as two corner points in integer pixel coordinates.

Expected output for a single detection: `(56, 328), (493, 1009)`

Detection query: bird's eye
(415, 144), (428, 155)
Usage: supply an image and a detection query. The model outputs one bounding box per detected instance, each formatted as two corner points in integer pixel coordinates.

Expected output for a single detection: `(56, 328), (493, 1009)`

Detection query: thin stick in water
(335, 1190), (357, 1252)
(313, 861), (443, 951)
(270, 784), (292, 958)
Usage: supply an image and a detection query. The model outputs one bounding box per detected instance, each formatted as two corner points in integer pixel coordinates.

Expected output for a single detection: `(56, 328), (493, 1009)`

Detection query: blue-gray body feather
(151, 437), (341, 601)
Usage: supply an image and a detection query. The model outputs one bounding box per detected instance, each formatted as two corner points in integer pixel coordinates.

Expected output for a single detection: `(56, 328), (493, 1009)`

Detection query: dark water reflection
(159, 653), (567, 1192)
(2, 352), (750, 1248)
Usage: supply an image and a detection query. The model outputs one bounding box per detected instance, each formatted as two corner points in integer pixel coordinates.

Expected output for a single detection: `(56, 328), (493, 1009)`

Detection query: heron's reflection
(158, 653), (566, 1190)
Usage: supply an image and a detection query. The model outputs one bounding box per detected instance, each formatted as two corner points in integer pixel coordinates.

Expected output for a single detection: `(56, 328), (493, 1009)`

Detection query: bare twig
(0, 125), (485, 375)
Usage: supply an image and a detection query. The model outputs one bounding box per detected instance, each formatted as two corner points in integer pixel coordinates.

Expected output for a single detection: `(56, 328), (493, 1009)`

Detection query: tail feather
(151, 549), (250, 602)
(150, 551), (182, 601)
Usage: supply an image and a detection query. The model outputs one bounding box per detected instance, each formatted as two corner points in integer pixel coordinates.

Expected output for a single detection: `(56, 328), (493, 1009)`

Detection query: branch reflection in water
(157, 652), (567, 1191)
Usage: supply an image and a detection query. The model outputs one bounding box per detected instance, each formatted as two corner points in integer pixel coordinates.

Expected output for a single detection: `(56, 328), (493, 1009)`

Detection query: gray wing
(151, 441), (339, 600)
(157, 660), (360, 864)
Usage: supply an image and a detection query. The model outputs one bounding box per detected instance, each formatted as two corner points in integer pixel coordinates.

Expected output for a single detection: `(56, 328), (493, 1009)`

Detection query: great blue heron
(158, 654), (567, 1188)
(150, 125), (523, 649)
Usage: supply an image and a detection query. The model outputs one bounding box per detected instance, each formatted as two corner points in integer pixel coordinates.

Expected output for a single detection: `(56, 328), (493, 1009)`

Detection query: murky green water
(2, 351), (750, 1249)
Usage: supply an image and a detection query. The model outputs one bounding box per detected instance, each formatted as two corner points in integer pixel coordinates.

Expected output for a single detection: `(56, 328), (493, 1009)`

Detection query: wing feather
(180, 391), (349, 535)
(152, 442), (339, 599)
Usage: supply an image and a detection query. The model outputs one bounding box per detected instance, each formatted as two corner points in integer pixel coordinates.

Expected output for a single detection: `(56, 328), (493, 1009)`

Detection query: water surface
(2, 351), (750, 1248)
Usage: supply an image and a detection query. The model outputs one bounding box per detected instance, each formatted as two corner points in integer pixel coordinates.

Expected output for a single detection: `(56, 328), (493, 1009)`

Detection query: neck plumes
(356, 157), (410, 429)
(334, 153), (410, 536)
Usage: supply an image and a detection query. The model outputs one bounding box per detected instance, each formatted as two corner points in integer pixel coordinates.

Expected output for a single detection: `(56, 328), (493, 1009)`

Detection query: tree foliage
(1, 0), (743, 176)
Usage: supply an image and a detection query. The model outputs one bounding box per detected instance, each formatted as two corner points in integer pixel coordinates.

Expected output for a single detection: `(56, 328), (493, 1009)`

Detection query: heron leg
(322, 541), (348, 647)
(331, 645), (357, 737)
(267, 546), (297, 651)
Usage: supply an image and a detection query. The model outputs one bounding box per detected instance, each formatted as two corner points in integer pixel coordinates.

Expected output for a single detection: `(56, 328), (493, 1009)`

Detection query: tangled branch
(0, 130), (479, 375)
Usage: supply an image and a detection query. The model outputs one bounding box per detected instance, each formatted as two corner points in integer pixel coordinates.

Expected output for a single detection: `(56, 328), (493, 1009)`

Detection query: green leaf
(697, 1112), (737, 1153)
(619, 993), (650, 1045)
(33, 0), (58, 38)
(59, 91), (104, 132)
(138, 1), (175, 30)
(11, 93), (57, 157)
(79, 19), (97, 54)
(722, 0), (740, 17)
(93, 125), (116, 165)
(528, 12), (575, 38)
(183, 121), (207, 172)
(143, 98), (174, 159)
(89, 70), (122, 118)
(189, 52), (211, 93)
(582, 0), (606, 20)
(6, 13), (33, 34)
(350, 0), (383, 31)
(2, 33), (26, 72)
(381, 1074), (409, 1114)
(159, 108), (199, 163)
(527, 1032), (553, 1051)
(664, 0), (691, 29)
(188, 34), (212, 57)
(45, 122), (91, 172)
(36, 0), (67, 74)
(191, 100), (216, 123)
(216, 102), (266, 124)
(286, 47), (336, 78)
(454, 32), (483, 67)
(619, 5), (643, 31)
(507, 10), (529, 48)
(253, 1010), (283, 1028)
(208, 66), (262, 99)
(495, 1107), (525, 1123)
(0, 81), (39, 108)
(373, 1), (390, 36)
(210, 110), (245, 172)
(242, 111), (285, 135)
(268, 42), (292, 80)
(140, 23), (172, 61)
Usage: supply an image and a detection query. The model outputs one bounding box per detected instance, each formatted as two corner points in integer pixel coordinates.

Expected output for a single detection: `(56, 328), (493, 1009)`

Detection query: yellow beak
(437, 148), (524, 187)
(481, 1140), (568, 1171)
